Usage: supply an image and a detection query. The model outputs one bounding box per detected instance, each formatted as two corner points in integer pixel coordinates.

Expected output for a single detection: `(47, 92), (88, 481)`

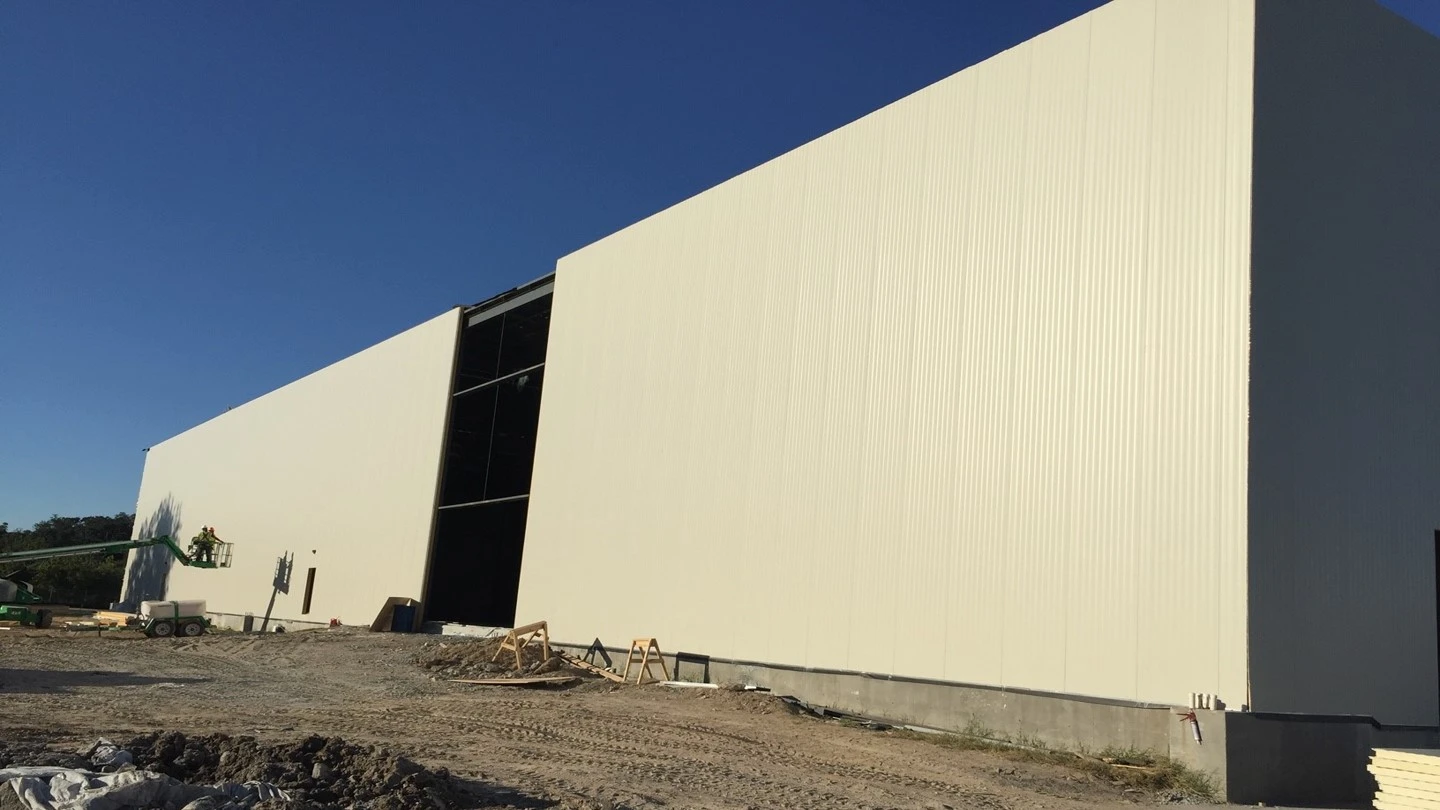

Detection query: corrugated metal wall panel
(1059, 0), (1154, 701)
(1132, 0), (1253, 702)
(1248, 0), (1440, 725)
(521, 0), (1254, 707)
(124, 309), (459, 625)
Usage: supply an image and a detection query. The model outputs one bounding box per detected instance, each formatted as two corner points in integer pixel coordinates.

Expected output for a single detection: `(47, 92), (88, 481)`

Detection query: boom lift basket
(212, 542), (234, 568)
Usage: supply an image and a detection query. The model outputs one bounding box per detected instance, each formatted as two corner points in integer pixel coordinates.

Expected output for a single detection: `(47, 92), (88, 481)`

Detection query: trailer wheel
(180, 620), (205, 637)
(35, 609), (52, 630)
(149, 620), (175, 638)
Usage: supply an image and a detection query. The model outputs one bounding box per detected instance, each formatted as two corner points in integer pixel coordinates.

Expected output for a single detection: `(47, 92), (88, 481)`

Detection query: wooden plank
(1374, 775), (1440, 794)
(1374, 761), (1440, 772)
(1365, 749), (1440, 760)
(1376, 750), (1440, 767)
(1370, 795), (1440, 807)
(93, 611), (135, 624)
(1379, 784), (1440, 804)
(1374, 765), (1440, 784)
(558, 652), (626, 682)
(1375, 788), (1440, 807)
(1375, 794), (1440, 810)
(1375, 761), (1440, 779)
(453, 675), (575, 685)
(1376, 795), (1434, 807)
(1379, 797), (1440, 810)
(512, 620), (548, 636)
(1377, 764), (1440, 778)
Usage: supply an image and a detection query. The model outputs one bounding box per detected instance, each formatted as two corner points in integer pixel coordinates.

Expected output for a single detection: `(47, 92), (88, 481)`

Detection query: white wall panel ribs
(521, 0), (1254, 707)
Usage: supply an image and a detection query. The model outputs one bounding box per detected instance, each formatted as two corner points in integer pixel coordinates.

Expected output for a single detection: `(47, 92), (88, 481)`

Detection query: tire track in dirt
(277, 699), (1015, 809)
(1, 630), (1145, 810)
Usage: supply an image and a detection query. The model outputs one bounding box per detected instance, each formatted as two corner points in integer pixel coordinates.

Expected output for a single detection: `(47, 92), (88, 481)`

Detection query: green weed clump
(890, 725), (1217, 801)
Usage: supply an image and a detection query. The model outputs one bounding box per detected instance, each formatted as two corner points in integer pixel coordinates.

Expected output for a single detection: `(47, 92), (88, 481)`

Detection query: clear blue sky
(1, 1), (1436, 530)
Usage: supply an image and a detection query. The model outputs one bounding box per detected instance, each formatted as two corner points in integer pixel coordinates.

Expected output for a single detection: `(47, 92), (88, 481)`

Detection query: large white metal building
(126, 0), (1440, 799)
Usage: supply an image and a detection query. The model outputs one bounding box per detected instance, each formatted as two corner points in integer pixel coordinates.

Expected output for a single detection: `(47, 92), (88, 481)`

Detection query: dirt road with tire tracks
(1, 628), (1166, 809)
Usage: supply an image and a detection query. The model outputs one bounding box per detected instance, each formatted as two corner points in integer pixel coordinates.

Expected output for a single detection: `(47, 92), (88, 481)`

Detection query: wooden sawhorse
(622, 637), (670, 684)
(492, 620), (551, 671)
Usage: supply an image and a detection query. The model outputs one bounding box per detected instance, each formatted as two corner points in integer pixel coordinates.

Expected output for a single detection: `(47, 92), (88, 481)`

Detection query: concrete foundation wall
(707, 660), (1184, 755)
(712, 655), (1440, 805)
(555, 639), (1230, 793)
(206, 611), (331, 633)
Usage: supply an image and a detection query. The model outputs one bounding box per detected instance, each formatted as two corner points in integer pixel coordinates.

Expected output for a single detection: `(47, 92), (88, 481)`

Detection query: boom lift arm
(0, 535), (232, 570)
(0, 533), (231, 629)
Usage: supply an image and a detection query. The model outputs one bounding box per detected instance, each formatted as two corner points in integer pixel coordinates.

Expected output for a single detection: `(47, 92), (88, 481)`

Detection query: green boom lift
(0, 534), (232, 629)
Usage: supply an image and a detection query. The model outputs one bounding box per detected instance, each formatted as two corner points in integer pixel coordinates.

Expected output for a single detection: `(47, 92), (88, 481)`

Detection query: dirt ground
(1, 627), (1174, 809)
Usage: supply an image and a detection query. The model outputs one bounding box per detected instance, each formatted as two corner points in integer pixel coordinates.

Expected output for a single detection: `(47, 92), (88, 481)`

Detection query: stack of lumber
(64, 611), (135, 631)
(92, 610), (136, 627)
(557, 651), (625, 683)
(1371, 749), (1440, 810)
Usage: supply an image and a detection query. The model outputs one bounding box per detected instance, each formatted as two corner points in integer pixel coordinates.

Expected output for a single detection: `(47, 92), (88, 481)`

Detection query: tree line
(0, 514), (135, 609)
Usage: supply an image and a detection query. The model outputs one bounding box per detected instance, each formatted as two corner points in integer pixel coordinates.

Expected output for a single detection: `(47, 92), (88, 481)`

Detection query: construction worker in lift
(202, 526), (221, 563)
(189, 526), (217, 564)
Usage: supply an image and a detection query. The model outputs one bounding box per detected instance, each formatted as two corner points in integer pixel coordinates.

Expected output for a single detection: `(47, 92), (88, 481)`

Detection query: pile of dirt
(124, 732), (465, 809)
(413, 637), (590, 681)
